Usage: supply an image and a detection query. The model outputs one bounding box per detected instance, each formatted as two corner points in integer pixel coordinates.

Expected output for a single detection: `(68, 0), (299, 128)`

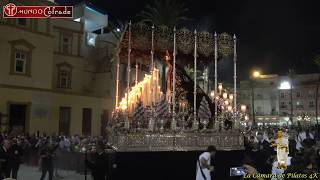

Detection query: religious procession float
(107, 22), (250, 152)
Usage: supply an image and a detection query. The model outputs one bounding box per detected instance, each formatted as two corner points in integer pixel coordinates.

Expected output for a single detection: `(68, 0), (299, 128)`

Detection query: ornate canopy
(118, 23), (234, 65)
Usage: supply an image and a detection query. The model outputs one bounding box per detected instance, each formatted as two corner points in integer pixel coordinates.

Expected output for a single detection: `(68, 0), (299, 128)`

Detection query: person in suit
(8, 138), (23, 179)
(105, 143), (117, 180)
(85, 143), (109, 180)
(0, 139), (11, 179)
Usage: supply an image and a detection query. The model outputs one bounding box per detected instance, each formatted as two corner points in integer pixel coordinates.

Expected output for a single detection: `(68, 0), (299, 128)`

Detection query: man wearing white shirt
(196, 145), (216, 180)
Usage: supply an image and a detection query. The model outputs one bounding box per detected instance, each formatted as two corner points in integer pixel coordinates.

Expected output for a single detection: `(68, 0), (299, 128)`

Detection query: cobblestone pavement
(17, 164), (92, 180)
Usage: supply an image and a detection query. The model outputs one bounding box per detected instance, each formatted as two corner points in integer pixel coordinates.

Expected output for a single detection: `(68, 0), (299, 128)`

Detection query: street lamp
(250, 70), (261, 127)
(253, 71), (261, 78)
(288, 69), (294, 127)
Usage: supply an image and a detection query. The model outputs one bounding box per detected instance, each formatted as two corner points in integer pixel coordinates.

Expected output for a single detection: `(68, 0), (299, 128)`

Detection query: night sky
(59, 0), (320, 79)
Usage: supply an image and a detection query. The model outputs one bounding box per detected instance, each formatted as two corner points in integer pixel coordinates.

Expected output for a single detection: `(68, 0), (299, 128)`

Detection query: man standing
(196, 145), (216, 180)
(0, 140), (11, 179)
(85, 143), (109, 180)
(40, 142), (56, 180)
(8, 138), (23, 179)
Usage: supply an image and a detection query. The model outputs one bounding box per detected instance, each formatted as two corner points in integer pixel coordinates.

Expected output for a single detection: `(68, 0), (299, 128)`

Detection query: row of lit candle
(117, 68), (162, 114)
(210, 83), (248, 118)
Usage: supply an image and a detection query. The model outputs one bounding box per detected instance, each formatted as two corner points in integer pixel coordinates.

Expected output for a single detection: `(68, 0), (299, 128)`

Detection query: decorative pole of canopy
(194, 30), (197, 123)
(116, 57), (120, 108)
(233, 34), (238, 128)
(151, 24), (155, 105)
(135, 62), (138, 86)
(126, 21), (132, 126)
(214, 32), (218, 130)
(151, 24), (155, 71)
(172, 27), (177, 127)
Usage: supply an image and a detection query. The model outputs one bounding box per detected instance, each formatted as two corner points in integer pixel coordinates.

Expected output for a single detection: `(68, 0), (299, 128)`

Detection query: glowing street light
(253, 71), (261, 78)
(250, 69), (262, 127)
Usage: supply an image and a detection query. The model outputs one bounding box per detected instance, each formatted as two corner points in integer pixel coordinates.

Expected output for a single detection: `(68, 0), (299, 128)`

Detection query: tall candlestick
(151, 25), (155, 72)
(114, 23), (128, 110)
(214, 32), (218, 130)
(172, 27), (176, 123)
(135, 62), (138, 86)
(127, 21), (132, 118)
(194, 30), (197, 123)
(233, 34), (237, 117)
(116, 57), (120, 109)
(150, 25), (155, 107)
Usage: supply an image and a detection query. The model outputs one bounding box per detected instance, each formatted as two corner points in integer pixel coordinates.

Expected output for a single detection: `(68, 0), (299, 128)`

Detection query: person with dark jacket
(8, 138), (23, 179)
(39, 142), (57, 180)
(0, 139), (11, 179)
(85, 143), (109, 180)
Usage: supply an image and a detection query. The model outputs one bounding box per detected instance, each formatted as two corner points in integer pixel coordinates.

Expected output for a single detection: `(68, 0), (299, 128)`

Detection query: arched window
(56, 62), (73, 89)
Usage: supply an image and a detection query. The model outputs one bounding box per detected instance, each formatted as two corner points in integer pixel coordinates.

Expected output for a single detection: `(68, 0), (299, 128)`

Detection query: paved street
(17, 164), (92, 180)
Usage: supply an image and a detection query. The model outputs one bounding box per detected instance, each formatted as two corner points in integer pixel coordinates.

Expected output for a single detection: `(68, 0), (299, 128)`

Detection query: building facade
(239, 73), (320, 126)
(0, 0), (118, 135)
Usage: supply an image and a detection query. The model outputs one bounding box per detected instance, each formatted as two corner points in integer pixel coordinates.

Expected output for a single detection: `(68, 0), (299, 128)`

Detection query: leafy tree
(137, 0), (190, 27)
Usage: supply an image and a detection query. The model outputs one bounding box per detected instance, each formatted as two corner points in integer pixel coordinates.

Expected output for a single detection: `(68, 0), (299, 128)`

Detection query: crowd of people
(0, 132), (115, 180)
(1, 125), (320, 180)
(242, 125), (319, 179)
